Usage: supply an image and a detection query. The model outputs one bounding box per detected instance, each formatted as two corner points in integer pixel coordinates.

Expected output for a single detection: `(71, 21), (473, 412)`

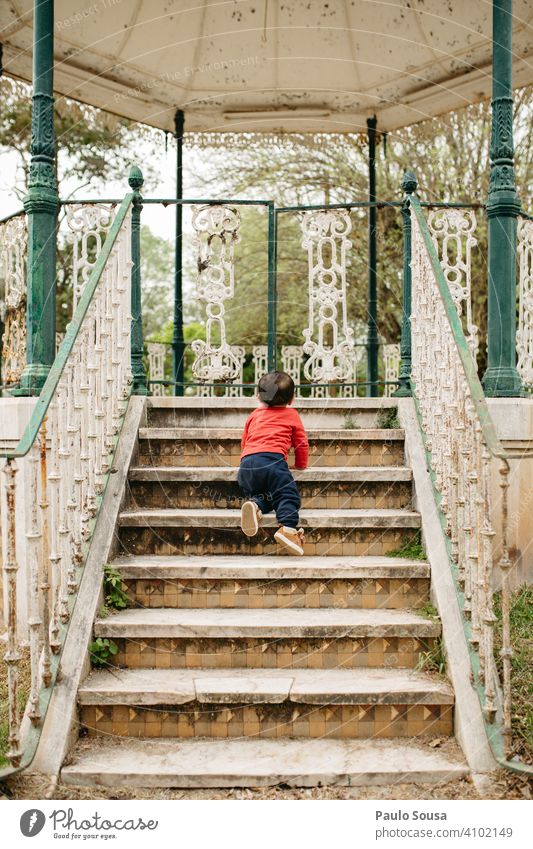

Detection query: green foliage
(343, 413), (358, 430)
(103, 565), (130, 611)
(376, 407), (401, 429)
(89, 637), (119, 669)
(386, 531), (427, 561)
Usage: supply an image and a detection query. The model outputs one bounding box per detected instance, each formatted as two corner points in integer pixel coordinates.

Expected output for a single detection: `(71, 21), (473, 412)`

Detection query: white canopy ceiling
(2, 0), (533, 134)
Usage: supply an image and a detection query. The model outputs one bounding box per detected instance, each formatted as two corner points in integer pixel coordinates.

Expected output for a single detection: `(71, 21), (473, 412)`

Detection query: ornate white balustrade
(64, 203), (116, 308)
(146, 342), (167, 396)
(1, 200), (133, 767)
(0, 212), (28, 386)
(517, 216), (533, 390)
(428, 208), (479, 359)
(410, 198), (513, 752)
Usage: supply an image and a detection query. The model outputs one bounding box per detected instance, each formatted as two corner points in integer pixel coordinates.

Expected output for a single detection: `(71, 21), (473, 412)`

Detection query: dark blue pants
(238, 452), (301, 528)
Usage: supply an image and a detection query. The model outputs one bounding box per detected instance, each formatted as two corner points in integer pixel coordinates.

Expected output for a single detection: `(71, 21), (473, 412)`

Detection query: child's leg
(269, 460), (301, 528)
(237, 459), (271, 515)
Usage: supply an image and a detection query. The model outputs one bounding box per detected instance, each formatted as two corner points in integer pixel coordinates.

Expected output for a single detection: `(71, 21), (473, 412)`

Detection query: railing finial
(402, 170), (417, 196)
(128, 165), (144, 192)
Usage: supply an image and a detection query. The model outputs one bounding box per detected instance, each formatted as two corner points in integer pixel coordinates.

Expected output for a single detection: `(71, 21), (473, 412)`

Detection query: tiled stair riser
(109, 636), (437, 670)
(122, 577), (430, 610)
(80, 702), (453, 740)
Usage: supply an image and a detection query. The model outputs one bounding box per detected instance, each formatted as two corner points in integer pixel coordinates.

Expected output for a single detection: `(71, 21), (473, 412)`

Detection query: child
(238, 371), (309, 556)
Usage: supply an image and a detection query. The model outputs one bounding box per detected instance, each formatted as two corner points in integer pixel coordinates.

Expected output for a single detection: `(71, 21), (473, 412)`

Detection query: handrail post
(128, 167), (149, 395)
(267, 203), (277, 373)
(366, 116), (379, 397)
(15, 0), (58, 396)
(482, 0), (522, 396)
(172, 109), (185, 396)
(394, 170), (417, 397)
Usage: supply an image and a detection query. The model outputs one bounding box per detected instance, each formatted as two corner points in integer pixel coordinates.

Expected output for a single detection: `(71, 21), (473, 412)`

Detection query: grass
(386, 531), (427, 561)
(0, 643), (31, 768)
(493, 585), (533, 765)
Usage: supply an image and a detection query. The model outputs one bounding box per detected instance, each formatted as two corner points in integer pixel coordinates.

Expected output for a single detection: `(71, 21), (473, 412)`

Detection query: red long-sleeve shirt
(240, 405), (309, 469)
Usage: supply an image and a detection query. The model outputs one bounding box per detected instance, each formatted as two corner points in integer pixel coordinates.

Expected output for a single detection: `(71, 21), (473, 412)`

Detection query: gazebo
(1, 0), (532, 397)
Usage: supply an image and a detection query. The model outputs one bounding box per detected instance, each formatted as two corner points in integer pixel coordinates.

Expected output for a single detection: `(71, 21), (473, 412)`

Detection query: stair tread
(61, 737), (468, 788)
(148, 398), (399, 410)
(79, 667), (454, 706)
(138, 427), (404, 441)
(94, 606), (440, 637)
(111, 553), (429, 579)
(118, 507), (421, 528)
(128, 465), (412, 481)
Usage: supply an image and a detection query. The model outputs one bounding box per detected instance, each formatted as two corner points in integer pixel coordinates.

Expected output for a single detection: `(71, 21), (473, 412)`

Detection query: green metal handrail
(411, 196), (532, 777)
(1, 194), (133, 461)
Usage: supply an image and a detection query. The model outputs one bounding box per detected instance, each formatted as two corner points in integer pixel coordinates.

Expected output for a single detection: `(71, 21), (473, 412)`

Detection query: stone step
(113, 555), (429, 610)
(118, 507), (420, 529)
(136, 429), (405, 468)
(126, 467), (413, 510)
(61, 737), (469, 788)
(139, 427), (404, 441)
(118, 508), (421, 558)
(112, 554), (430, 580)
(79, 668), (454, 706)
(94, 607), (440, 639)
(146, 397), (400, 430)
(78, 669), (454, 741)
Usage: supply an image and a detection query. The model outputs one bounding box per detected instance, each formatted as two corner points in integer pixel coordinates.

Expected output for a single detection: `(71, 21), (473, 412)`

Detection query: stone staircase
(61, 398), (468, 789)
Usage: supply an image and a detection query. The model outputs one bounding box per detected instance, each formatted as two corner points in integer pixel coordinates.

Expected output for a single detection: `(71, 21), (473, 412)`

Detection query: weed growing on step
(376, 407), (401, 429)
(343, 413), (358, 429)
(417, 602), (439, 620)
(89, 638), (119, 669)
(103, 565), (130, 611)
(416, 637), (446, 676)
(386, 531), (427, 561)
(0, 645), (30, 767)
(493, 586), (533, 764)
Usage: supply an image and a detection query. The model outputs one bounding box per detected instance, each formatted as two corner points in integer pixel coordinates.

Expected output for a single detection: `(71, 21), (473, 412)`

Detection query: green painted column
(172, 109), (185, 396)
(15, 0), (59, 396)
(366, 116), (379, 397)
(129, 167), (149, 395)
(393, 170), (417, 397)
(482, 0), (523, 396)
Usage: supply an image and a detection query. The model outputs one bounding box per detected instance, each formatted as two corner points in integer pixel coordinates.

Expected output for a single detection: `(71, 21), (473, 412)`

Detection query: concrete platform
(78, 667), (454, 707)
(61, 737), (468, 788)
(94, 607), (441, 639)
(112, 554), (430, 580)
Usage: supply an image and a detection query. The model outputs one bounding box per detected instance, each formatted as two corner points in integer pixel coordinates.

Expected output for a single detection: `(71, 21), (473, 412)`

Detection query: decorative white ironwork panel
(1, 206), (132, 766)
(253, 345), (268, 385)
(190, 204), (241, 383)
(300, 209), (355, 383)
(147, 342), (167, 396)
(195, 345), (246, 397)
(0, 213), (27, 385)
(411, 205), (512, 742)
(282, 345), (303, 397)
(517, 216), (533, 390)
(427, 208), (479, 357)
(65, 204), (116, 307)
(383, 343), (401, 397)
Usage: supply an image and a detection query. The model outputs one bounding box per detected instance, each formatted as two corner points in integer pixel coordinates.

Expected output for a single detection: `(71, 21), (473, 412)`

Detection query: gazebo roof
(2, 0), (532, 134)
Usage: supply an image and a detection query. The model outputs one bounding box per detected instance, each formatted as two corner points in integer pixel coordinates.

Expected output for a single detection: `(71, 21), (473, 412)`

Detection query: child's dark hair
(258, 371), (295, 407)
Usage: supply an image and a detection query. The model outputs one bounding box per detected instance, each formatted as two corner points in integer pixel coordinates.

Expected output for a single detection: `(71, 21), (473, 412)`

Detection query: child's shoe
(274, 526), (305, 555)
(241, 501), (262, 537)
